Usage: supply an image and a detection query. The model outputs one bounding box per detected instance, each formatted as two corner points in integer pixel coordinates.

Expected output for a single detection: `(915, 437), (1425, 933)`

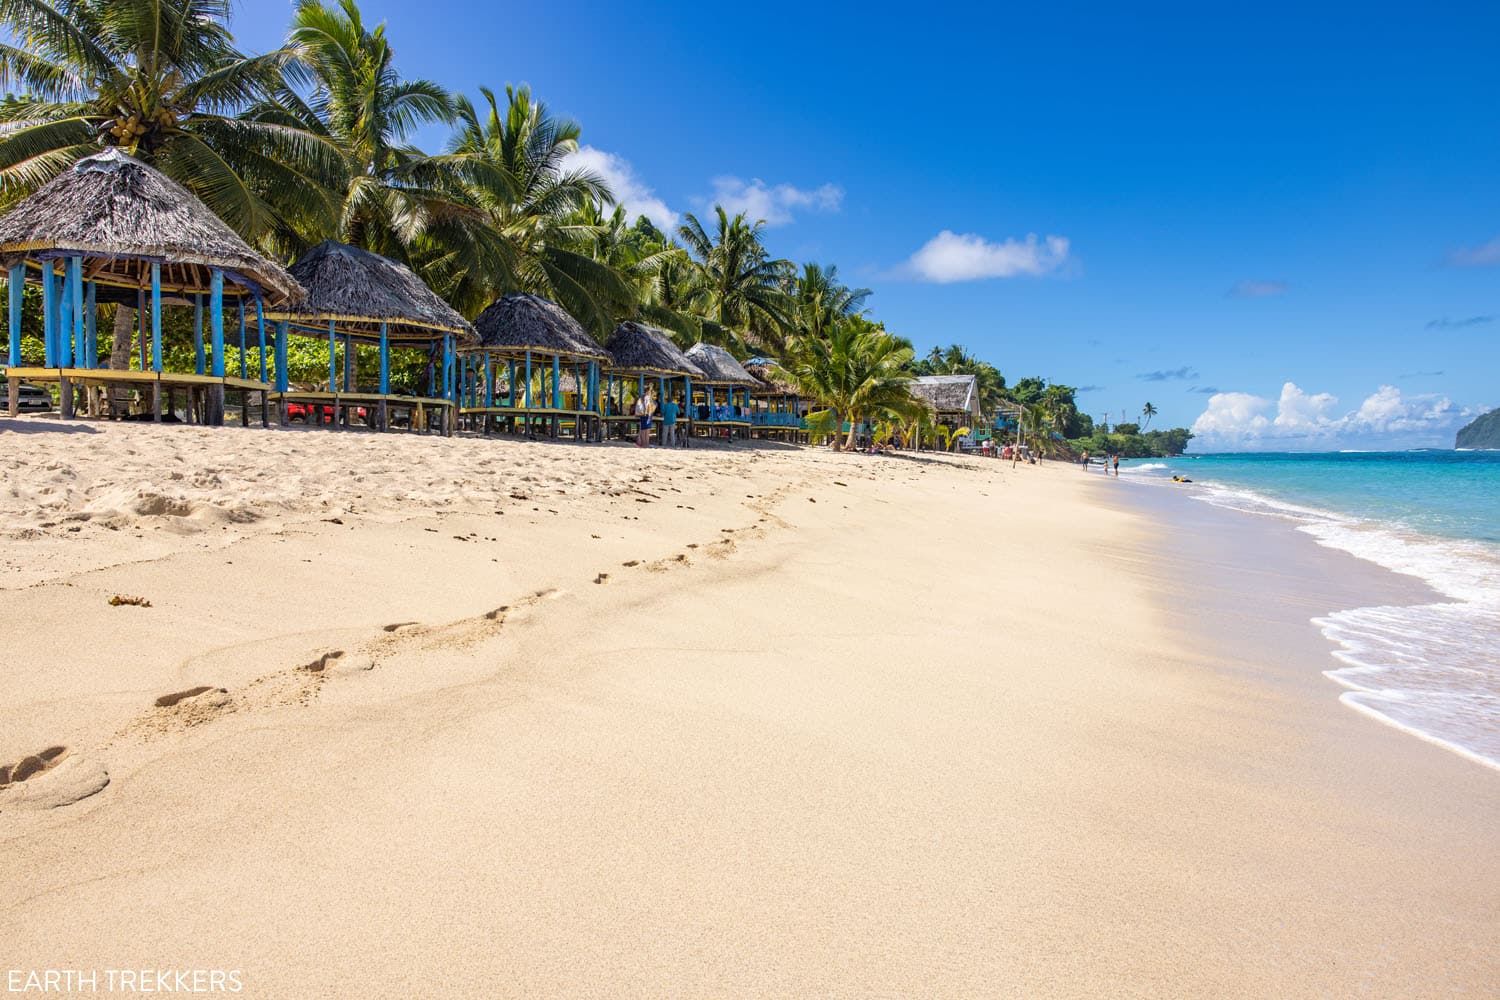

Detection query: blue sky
(235, 0), (1499, 449)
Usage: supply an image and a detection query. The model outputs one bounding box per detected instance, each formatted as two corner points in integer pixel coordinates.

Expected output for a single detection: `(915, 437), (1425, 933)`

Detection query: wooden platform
(458, 405), (600, 441)
(6, 367), (272, 425)
(271, 390), (454, 434)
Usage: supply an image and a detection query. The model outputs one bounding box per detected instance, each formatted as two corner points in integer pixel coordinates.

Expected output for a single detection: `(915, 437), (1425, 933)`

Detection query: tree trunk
(107, 305), (135, 417)
(843, 411), (859, 451)
(108, 305), (134, 369)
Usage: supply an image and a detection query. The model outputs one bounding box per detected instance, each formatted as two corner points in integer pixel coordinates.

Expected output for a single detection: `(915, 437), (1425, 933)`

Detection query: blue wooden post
(136, 288), (145, 370)
(7, 263), (23, 367)
(237, 298), (247, 379)
(524, 350), (532, 408)
(327, 320), (336, 390)
(59, 268), (71, 366)
(551, 353), (561, 409)
(378, 321), (389, 394)
(40, 262), (55, 366)
(483, 354), (494, 407)
(149, 262), (162, 372)
(84, 280), (96, 368)
(507, 359), (515, 406)
(210, 269), (225, 377)
(443, 334), (454, 402)
(274, 321), (289, 392)
(685, 375), (693, 419)
(255, 296), (267, 383)
(68, 256), (83, 368)
(193, 294), (205, 374)
(57, 265), (73, 368)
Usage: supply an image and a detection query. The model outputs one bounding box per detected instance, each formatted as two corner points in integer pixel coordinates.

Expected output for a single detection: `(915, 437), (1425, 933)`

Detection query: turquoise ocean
(1121, 451), (1500, 770)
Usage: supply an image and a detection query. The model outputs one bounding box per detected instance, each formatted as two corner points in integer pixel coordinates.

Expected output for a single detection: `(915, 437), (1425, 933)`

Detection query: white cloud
(1190, 381), (1474, 451)
(904, 231), (1070, 283)
(705, 177), (843, 227)
(560, 145), (678, 231)
(1228, 279), (1288, 298)
(1447, 237), (1500, 267)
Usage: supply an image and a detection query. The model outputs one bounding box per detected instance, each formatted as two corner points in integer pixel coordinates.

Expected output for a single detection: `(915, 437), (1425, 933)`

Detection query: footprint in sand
(148, 687), (232, 729)
(154, 685), (223, 707)
(299, 651), (345, 673)
(382, 621), (418, 632)
(301, 650), (374, 676)
(0, 746), (109, 811)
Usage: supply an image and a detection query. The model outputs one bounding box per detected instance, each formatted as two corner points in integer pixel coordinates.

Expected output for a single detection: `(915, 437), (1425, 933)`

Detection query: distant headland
(1456, 408), (1500, 449)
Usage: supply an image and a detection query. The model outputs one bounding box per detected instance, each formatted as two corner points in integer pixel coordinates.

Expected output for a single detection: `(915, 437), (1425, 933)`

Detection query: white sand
(1, 421), (1495, 997)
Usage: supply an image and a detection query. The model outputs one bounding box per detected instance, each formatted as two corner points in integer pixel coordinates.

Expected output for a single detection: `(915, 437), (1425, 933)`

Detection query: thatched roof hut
(0, 149), (301, 305)
(685, 342), (756, 385)
(605, 321), (705, 377)
(470, 293), (608, 361)
(910, 374), (982, 420)
(267, 241), (474, 343)
(743, 356), (798, 395)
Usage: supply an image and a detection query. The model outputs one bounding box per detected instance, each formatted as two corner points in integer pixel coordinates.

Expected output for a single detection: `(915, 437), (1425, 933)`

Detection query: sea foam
(1186, 479), (1500, 769)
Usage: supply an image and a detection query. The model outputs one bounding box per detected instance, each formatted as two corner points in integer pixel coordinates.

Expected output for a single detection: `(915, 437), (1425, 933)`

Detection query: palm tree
(570, 201), (709, 345)
(0, 0), (343, 369)
(1039, 383), (1078, 450)
(442, 84), (630, 328)
(1141, 401), (1157, 429)
(783, 317), (915, 450)
(281, 0), (501, 278)
(785, 261), (869, 351)
(0, 0), (342, 235)
(677, 206), (792, 353)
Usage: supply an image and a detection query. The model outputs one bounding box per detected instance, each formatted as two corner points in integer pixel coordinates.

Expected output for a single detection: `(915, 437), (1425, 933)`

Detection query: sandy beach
(1, 423), (1496, 997)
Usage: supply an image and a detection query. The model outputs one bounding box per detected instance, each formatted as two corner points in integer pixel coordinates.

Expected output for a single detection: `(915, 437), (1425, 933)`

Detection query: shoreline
(1110, 459), (1500, 771)
(2, 425), (1496, 996)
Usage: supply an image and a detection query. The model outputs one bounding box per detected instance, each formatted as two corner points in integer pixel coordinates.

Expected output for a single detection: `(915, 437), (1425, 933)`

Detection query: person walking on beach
(1113, 454), (1120, 477)
(1081, 450), (1089, 470)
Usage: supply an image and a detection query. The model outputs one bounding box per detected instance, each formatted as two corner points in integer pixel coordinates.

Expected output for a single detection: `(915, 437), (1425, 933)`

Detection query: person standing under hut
(661, 394), (680, 447)
(635, 389), (656, 447)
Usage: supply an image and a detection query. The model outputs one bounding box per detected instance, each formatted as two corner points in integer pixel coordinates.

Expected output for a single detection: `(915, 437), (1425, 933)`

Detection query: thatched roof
(468, 293), (608, 361)
(266, 241), (474, 343)
(684, 342), (756, 385)
(605, 321), (704, 377)
(910, 374), (982, 417)
(743, 356), (798, 396)
(0, 149), (301, 305)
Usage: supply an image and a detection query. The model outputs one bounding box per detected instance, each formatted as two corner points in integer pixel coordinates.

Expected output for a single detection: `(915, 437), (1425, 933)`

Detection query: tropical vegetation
(0, 0), (1194, 452)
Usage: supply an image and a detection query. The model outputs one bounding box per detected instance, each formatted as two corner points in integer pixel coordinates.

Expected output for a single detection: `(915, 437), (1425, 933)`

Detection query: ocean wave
(1179, 477), (1500, 769)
